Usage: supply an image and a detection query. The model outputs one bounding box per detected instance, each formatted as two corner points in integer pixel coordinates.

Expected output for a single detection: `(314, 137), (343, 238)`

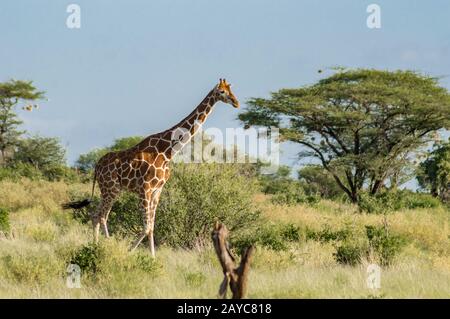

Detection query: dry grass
(0, 179), (449, 298)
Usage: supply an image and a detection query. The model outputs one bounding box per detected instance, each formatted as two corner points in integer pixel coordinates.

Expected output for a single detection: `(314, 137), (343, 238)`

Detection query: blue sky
(1, 0), (449, 184)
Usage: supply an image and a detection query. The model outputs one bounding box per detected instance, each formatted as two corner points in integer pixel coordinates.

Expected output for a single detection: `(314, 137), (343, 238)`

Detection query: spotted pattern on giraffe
(88, 79), (239, 257)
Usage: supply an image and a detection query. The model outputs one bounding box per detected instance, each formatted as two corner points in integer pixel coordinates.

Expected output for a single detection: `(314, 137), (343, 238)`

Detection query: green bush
(0, 162), (80, 182)
(156, 163), (260, 248)
(333, 242), (364, 266)
(0, 207), (10, 232)
(280, 223), (301, 242)
(70, 243), (104, 274)
(0, 162), (43, 181)
(358, 191), (441, 213)
(42, 165), (80, 182)
(306, 225), (351, 243)
(270, 184), (303, 205)
(232, 222), (301, 252)
(357, 192), (386, 214)
(133, 251), (161, 274)
(270, 181), (320, 206)
(333, 224), (407, 266)
(400, 192), (441, 209)
(258, 165), (320, 206)
(108, 193), (142, 238)
(366, 225), (407, 266)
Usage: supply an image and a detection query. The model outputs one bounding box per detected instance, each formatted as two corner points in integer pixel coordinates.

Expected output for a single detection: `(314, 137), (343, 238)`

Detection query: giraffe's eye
(219, 90), (225, 94)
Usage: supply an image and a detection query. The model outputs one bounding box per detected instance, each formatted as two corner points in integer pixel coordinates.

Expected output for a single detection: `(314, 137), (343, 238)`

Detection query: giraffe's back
(95, 147), (170, 195)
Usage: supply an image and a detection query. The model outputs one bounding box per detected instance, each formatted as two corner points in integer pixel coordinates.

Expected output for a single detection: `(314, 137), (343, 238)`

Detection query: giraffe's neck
(139, 88), (219, 160)
(167, 88), (218, 137)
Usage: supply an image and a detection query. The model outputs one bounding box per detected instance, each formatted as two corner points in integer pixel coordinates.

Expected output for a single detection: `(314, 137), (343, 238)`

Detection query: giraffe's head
(215, 78), (240, 108)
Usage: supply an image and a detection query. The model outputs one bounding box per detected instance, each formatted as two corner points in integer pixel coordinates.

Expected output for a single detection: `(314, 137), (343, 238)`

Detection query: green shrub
(400, 192), (441, 209)
(270, 181), (320, 206)
(306, 225), (351, 243)
(333, 224), (407, 266)
(333, 242), (364, 266)
(357, 192), (386, 214)
(108, 193), (142, 238)
(259, 165), (320, 206)
(133, 251), (162, 274)
(280, 223), (301, 242)
(358, 191), (441, 213)
(258, 229), (288, 251)
(70, 243), (104, 274)
(232, 222), (301, 252)
(0, 163), (43, 181)
(366, 225), (407, 266)
(42, 165), (80, 182)
(158, 163), (260, 248)
(0, 162), (79, 183)
(0, 207), (10, 232)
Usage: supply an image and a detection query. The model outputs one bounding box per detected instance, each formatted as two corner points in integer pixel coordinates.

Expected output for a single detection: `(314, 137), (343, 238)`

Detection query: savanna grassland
(0, 178), (449, 299)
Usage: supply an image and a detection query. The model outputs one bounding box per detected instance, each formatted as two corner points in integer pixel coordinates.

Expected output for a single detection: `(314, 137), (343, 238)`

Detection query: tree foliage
(14, 135), (66, 170)
(298, 165), (343, 199)
(417, 140), (450, 201)
(0, 80), (45, 164)
(75, 136), (143, 172)
(239, 69), (450, 203)
(6, 135), (73, 181)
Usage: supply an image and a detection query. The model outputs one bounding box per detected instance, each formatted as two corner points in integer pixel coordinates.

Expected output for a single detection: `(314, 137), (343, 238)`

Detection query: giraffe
(63, 79), (239, 257)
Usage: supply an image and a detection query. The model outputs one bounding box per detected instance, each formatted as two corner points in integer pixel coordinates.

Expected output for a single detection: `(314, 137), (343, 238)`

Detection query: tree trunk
(371, 179), (384, 195)
(0, 148), (5, 167)
(211, 222), (255, 299)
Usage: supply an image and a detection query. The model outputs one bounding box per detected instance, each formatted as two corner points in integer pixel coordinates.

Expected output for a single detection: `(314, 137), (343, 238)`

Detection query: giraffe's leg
(129, 198), (151, 252)
(129, 189), (161, 257)
(147, 189), (162, 257)
(100, 211), (111, 238)
(93, 219), (101, 244)
(100, 201), (115, 238)
(92, 197), (114, 243)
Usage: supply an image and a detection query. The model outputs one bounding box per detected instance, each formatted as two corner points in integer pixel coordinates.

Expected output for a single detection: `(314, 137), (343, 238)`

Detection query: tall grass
(0, 178), (449, 298)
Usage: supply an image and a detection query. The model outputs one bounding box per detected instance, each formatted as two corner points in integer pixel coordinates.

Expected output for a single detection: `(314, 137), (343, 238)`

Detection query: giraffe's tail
(61, 199), (92, 210)
(61, 167), (97, 210)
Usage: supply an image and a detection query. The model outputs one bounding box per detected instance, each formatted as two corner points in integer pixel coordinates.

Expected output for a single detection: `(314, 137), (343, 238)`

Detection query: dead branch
(211, 221), (255, 299)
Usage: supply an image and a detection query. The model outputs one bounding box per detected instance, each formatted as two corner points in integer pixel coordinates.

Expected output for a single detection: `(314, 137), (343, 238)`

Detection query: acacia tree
(0, 80), (44, 165)
(239, 69), (450, 203)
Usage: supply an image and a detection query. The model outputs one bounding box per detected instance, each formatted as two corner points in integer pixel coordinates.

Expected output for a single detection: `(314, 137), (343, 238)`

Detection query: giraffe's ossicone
(62, 79), (239, 257)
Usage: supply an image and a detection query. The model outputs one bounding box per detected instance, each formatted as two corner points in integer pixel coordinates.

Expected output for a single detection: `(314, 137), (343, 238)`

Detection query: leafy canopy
(0, 80), (45, 163)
